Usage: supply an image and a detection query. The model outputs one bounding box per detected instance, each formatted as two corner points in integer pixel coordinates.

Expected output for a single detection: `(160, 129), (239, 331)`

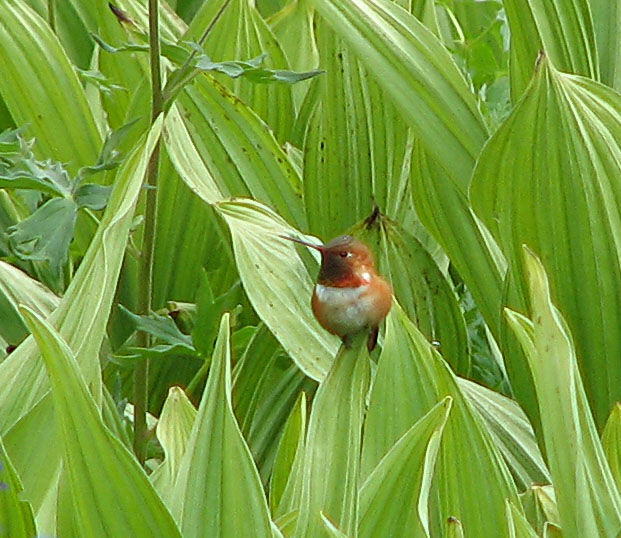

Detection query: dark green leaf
(74, 184), (112, 210)
(118, 304), (194, 349)
(8, 197), (77, 290)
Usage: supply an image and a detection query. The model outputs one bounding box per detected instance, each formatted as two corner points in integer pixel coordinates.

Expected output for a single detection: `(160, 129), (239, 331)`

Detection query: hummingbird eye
(339, 250), (348, 258)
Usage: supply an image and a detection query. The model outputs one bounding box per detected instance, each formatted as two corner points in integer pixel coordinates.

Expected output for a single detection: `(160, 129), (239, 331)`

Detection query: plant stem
(134, 0), (163, 465)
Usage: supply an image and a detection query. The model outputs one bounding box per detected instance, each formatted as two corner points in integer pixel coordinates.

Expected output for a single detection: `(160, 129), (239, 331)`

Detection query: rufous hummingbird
(283, 234), (392, 350)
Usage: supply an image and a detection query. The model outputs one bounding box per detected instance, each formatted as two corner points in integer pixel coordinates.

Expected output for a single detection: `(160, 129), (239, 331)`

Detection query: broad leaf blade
(362, 303), (520, 536)
(295, 335), (370, 537)
(359, 397), (452, 538)
(0, 0), (101, 173)
(471, 56), (621, 427)
(310, 0), (488, 191)
(505, 248), (621, 536)
(215, 199), (339, 380)
(171, 314), (272, 537)
(20, 306), (180, 536)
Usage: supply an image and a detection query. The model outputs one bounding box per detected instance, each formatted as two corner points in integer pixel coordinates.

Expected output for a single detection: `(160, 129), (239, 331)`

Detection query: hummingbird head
(282, 234), (376, 287)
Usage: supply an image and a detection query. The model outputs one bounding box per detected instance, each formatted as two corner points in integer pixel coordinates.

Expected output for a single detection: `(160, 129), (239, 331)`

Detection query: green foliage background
(0, 0), (621, 536)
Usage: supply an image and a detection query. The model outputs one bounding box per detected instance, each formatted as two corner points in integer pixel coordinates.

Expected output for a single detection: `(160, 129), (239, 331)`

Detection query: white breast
(314, 284), (374, 336)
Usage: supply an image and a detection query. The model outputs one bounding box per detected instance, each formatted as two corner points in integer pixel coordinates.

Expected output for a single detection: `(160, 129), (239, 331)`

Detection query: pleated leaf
(303, 17), (413, 239)
(458, 378), (550, 490)
(170, 314), (272, 537)
(185, 0), (295, 142)
(590, 0), (621, 89)
(215, 198), (339, 380)
(505, 248), (621, 537)
(150, 386), (197, 505)
(471, 56), (621, 427)
(362, 303), (520, 536)
(0, 0), (100, 174)
(295, 334), (370, 537)
(270, 391), (307, 515)
(20, 306), (181, 536)
(503, 0), (598, 102)
(233, 325), (315, 484)
(506, 500), (539, 538)
(357, 215), (470, 376)
(359, 397), (452, 538)
(310, 0), (488, 191)
(167, 78), (306, 229)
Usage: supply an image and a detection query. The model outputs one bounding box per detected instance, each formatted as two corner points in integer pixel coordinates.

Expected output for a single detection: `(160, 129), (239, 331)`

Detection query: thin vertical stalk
(134, 0), (163, 465)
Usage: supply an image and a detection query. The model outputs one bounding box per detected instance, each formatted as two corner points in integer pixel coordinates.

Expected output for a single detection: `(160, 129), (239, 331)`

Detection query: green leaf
(151, 386), (197, 506)
(269, 391), (307, 515)
(118, 305), (194, 349)
(166, 80), (306, 230)
(195, 53), (324, 84)
(310, 0), (488, 191)
(295, 334), (370, 537)
(603, 403), (621, 492)
(73, 183), (112, 210)
(0, 0), (101, 174)
(590, 0), (621, 89)
(503, 0), (599, 101)
(233, 325), (314, 484)
(0, 260), (58, 346)
(359, 397), (451, 538)
(505, 248), (621, 536)
(506, 500), (539, 538)
(358, 214), (470, 376)
(458, 378), (550, 490)
(303, 18), (415, 239)
(184, 0), (297, 142)
(471, 56), (621, 427)
(362, 303), (520, 536)
(0, 119), (162, 530)
(19, 305), (181, 537)
(0, 435), (36, 538)
(215, 199), (339, 380)
(170, 314), (272, 537)
(7, 197), (77, 293)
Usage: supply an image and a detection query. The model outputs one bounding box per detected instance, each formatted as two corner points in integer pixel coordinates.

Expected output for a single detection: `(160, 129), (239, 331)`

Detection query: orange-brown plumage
(284, 234), (392, 350)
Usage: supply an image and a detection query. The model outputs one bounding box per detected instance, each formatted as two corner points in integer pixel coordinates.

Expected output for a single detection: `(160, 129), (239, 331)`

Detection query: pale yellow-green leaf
(215, 198), (339, 380)
(602, 403), (621, 492)
(171, 314), (272, 537)
(20, 306), (180, 536)
(359, 397), (451, 538)
(295, 334), (370, 537)
(506, 500), (539, 538)
(505, 248), (621, 536)
(0, 0), (101, 173)
(472, 56), (621, 427)
(150, 386), (197, 505)
(362, 303), (520, 536)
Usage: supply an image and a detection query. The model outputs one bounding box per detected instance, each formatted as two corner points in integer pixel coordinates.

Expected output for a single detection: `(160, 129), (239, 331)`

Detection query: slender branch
(134, 0), (164, 466)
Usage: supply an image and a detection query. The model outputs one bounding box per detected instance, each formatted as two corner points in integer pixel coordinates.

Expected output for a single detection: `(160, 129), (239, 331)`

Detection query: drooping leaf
(215, 199), (339, 380)
(310, 0), (488, 191)
(170, 314), (272, 537)
(505, 248), (621, 536)
(20, 306), (181, 537)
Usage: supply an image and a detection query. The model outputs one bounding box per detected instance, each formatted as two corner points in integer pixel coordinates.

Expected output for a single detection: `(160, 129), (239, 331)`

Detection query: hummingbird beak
(280, 234), (325, 252)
